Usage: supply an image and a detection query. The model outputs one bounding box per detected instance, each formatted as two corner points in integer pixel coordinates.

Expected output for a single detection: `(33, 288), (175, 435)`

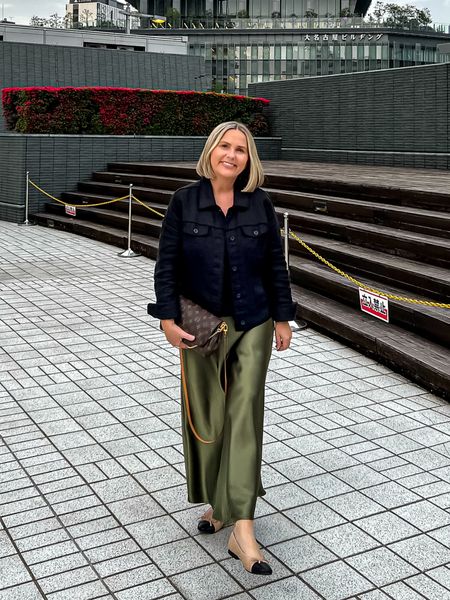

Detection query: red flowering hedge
(2, 86), (270, 136)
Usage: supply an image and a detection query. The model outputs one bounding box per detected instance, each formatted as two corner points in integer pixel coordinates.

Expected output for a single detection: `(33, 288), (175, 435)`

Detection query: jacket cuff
(147, 301), (179, 321)
(273, 301), (297, 322)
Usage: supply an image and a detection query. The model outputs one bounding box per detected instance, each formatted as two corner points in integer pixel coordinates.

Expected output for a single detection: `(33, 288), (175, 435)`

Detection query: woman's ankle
(234, 519), (255, 534)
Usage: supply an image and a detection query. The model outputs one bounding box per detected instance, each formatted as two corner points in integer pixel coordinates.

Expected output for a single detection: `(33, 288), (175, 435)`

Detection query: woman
(147, 121), (296, 575)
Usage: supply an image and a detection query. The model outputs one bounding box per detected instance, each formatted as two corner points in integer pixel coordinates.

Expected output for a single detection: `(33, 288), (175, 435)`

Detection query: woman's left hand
(274, 321), (292, 351)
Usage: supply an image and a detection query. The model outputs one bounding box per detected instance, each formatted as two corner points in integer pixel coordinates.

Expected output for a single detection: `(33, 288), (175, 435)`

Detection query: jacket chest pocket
(240, 223), (269, 254)
(183, 223), (210, 237)
(182, 222), (212, 259)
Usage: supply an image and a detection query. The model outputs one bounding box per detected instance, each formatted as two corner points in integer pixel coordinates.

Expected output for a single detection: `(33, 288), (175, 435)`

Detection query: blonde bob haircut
(196, 121), (265, 193)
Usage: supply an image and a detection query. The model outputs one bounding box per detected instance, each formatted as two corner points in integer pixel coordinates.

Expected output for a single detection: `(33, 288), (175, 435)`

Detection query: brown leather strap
(179, 333), (227, 445)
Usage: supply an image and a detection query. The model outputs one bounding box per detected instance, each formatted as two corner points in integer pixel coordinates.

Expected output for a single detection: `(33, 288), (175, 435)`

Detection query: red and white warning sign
(359, 288), (389, 323)
(65, 205), (76, 216)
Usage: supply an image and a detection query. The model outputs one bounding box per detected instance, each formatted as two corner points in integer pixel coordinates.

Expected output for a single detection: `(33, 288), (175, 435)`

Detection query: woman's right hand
(161, 319), (196, 349)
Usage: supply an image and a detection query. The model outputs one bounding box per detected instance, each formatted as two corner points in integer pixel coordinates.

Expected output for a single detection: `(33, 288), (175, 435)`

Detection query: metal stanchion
(284, 212), (307, 332)
(283, 212), (289, 268)
(118, 183), (140, 258)
(19, 171), (36, 226)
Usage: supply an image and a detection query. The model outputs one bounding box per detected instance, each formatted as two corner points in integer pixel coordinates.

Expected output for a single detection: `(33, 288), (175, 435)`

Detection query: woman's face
(210, 129), (249, 182)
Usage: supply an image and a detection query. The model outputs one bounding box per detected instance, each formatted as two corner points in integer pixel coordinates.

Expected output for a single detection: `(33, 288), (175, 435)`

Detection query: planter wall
(0, 41), (210, 133)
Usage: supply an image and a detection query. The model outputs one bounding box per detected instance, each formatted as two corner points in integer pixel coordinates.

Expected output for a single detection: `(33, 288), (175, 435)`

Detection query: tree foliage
(30, 13), (66, 28)
(369, 2), (432, 28)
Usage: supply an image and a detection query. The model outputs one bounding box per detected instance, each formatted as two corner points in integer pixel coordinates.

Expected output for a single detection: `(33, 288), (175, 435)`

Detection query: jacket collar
(198, 177), (250, 210)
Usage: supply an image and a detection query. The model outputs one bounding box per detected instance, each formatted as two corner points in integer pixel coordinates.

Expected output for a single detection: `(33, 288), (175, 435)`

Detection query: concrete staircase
(33, 162), (450, 398)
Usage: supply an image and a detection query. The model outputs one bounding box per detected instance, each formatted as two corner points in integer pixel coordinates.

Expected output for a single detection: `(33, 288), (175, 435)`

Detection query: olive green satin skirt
(180, 316), (273, 526)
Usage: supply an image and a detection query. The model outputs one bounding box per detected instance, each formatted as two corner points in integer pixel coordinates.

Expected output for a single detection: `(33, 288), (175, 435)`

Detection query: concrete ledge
(0, 134), (282, 223)
(281, 148), (450, 170)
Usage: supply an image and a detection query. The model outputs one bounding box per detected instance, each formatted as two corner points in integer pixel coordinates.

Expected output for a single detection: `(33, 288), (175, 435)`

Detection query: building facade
(126, 0), (450, 94)
(438, 42), (450, 63)
(0, 23), (188, 53)
(66, 0), (140, 29)
(131, 0), (371, 20)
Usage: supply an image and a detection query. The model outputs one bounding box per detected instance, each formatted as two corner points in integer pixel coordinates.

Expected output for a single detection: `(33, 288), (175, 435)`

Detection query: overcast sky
(3, 0), (450, 24)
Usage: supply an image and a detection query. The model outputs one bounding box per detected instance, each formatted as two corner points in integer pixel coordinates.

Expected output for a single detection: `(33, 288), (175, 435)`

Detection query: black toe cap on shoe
(251, 561), (272, 575)
(197, 520), (216, 534)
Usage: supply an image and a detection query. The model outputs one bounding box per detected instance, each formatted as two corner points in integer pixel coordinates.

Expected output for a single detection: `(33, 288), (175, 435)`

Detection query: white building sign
(303, 33), (384, 42)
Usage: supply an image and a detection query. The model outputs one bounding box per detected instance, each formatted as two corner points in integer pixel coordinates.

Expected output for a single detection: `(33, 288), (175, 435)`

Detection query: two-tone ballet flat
(197, 508), (224, 534)
(227, 530), (272, 575)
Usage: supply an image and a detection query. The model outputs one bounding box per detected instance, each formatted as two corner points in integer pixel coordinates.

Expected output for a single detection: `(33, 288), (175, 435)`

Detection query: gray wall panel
(250, 64), (450, 168)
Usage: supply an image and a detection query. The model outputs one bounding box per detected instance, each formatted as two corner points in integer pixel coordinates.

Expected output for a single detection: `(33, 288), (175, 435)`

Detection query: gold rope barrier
(29, 180), (129, 208)
(132, 194), (165, 218)
(286, 228), (450, 309)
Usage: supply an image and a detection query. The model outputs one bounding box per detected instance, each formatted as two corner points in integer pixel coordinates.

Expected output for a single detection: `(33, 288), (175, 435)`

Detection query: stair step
(292, 286), (450, 399)
(290, 231), (450, 300)
(290, 256), (450, 347)
(108, 162), (450, 211)
(270, 190), (450, 238)
(92, 171), (450, 237)
(286, 211), (450, 267)
(32, 212), (160, 259)
(93, 171), (192, 191)
(77, 181), (171, 204)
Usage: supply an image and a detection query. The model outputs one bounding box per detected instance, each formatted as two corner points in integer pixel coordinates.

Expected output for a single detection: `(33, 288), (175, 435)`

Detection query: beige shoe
(227, 530), (272, 575)
(197, 507), (223, 534)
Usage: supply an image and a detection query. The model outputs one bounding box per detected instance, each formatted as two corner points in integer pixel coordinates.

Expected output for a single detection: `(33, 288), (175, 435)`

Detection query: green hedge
(2, 86), (270, 136)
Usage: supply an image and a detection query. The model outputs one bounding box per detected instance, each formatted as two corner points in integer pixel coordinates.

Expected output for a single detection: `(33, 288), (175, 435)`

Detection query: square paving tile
(356, 511), (420, 544)
(263, 482), (315, 510)
(286, 502), (346, 533)
(125, 515), (188, 548)
(297, 473), (354, 500)
(0, 582), (44, 600)
(427, 565), (450, 590)
(389, 534), (450, 571)
(324, 491), (384, 520)
(362, 481), (421, 509)
(334, 465), (389, 489)
(302, 560), (374, 600)
(347, 547), (418, 587)
(394, 500), (450, 532)
(0, 554), (32, 588)
(269, 535), (336, 572)
(116, 578), (177, 600)
(170, 563), (242, 600)
(146, 538), (214, 576)
(406, 574), (450, 600)
(250, 576), (322, 599)
(313, 523), (380, 557)
(382, 582), (425, 599)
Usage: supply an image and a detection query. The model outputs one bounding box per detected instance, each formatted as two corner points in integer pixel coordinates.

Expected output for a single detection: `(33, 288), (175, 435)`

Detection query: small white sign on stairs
(359, 288), (389, 323)
(65, 205), (76, 217)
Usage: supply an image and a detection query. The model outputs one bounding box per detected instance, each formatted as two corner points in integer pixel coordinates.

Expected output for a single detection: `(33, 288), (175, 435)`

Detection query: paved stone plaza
(1, 221), (450, 600)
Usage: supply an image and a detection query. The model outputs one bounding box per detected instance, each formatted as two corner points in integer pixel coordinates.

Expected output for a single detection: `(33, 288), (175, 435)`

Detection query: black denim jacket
(147, 178), (296, 331)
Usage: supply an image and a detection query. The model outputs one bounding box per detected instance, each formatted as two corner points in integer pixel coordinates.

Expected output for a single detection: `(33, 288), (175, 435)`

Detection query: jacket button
(193, 228), (199, 234)
(240, 320), (246, 325)
(253, 230), (259, 236)
(232, 266), (237, 272)
(236, 293), (241, 299)
(230, 235), (235, 242)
